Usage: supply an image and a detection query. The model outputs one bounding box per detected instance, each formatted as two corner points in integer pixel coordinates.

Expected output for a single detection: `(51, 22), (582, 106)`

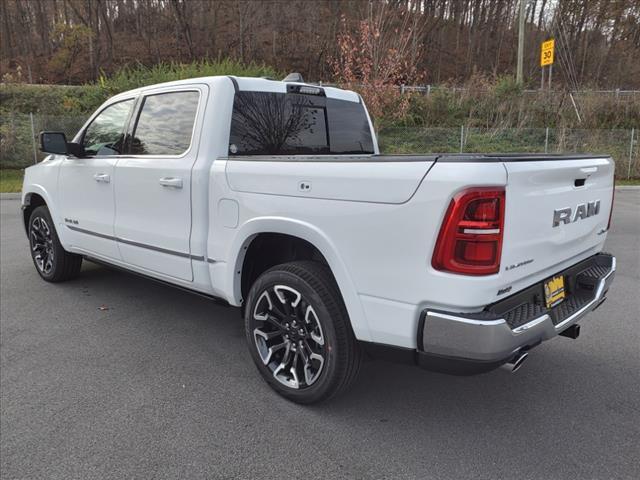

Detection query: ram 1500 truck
(23, 75), (616, 403)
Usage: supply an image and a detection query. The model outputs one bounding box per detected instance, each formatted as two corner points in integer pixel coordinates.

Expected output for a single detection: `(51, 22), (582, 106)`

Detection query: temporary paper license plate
(544, 275), (566, 308)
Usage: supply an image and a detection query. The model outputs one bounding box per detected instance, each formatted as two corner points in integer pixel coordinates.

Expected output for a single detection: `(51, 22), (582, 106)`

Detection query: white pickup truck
(23, 75), (616, 403)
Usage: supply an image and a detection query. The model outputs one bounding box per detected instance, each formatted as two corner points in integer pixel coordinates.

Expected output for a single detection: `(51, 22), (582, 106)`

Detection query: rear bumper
(417, 253), (616, 375)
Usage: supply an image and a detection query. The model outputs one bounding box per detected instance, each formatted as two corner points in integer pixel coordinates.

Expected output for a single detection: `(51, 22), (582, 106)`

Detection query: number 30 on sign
(540, 39), (555, 67)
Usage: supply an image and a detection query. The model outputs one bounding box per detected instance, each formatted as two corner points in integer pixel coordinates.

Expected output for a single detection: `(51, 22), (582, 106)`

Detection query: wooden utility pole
(517, 0), (526, 84)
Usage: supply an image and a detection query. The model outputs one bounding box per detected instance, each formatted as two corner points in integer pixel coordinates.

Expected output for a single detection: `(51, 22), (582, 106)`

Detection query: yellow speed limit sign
(540, 39), (555, 66)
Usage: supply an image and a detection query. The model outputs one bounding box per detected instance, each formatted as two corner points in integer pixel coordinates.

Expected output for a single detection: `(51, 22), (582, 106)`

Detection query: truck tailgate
(501, 155), (614, 284)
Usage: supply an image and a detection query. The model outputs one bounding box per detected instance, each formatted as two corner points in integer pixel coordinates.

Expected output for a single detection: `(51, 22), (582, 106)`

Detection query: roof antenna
(283, 72), (304, 83)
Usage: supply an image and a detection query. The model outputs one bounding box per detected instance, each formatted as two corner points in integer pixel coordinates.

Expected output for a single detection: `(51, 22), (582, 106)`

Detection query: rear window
(229, 91), (374, 156)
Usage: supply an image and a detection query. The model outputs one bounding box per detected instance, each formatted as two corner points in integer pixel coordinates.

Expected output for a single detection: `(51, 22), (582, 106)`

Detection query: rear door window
(229, 91), (374, 156)
(129, 91), (200, 156)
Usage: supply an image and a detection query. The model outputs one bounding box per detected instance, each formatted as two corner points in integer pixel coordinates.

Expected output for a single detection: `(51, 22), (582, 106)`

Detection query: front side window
(82, 99), (134, 156)
(130, 91), (199, 156)
(229, 91), (374, 156)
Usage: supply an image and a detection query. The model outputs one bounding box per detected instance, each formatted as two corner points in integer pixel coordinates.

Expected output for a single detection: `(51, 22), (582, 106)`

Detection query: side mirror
(39, 131), (68, 155)
(39, 131), (86, 157)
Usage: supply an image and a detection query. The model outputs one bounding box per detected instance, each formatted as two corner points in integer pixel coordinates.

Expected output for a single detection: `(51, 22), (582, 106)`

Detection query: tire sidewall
(244, 267), (344, 403)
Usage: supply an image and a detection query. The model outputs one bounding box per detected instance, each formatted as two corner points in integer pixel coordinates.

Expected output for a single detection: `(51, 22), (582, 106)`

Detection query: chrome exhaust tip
(500, 351), (529, 373)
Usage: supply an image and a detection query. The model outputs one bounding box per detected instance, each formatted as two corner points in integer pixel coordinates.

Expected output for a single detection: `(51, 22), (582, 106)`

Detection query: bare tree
(1, 0), (639, 89)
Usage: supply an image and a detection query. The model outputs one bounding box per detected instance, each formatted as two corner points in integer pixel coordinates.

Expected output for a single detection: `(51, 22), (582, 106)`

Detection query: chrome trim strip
(66, 225), (114, 241)
(117, 236), (191, 258)
(66, 225), (205, 261)
(463, 228), (500, 234)
(512, 314), (549, 334)
(426, 311), (506, 326)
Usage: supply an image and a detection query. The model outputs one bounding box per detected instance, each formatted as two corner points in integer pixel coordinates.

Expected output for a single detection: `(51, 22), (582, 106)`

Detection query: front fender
(226, 216), (372, 342)
(22, 160), (63, 241)
(22, 184), (54, 210)
(22, 184), (65, 240)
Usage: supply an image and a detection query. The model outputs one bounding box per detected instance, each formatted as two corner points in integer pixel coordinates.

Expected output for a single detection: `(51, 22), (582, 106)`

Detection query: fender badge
(505, 259), (534, 271)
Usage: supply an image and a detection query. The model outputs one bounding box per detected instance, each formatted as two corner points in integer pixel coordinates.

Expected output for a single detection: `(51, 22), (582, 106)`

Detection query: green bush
(0, 168), (24, 193)
(99, 59), (279, 96)
(1, 59), (280, 168)
(0, 83), (105, 116)
(377, 126), (638, 178)
(389, 75), (639, 129)
(0, 115), (35, 168)
(1, 59), (281, 116)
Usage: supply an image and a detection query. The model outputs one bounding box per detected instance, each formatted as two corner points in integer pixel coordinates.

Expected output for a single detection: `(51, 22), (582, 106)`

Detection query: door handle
(159, 177), (183, 189)
(93, 173), (110, 183)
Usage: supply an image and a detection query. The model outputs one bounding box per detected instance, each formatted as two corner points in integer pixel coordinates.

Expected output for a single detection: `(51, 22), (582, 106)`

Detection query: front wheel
(28, 205), (82, 282)
(244, 261), (361, 404)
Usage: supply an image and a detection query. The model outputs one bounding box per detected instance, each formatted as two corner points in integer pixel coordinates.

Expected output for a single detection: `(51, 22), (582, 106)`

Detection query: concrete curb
(616, 186), (640, 190)
(0, 193), (21, 200)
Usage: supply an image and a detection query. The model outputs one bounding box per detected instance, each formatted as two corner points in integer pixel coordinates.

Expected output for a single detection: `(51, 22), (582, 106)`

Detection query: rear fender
(226, 217), (372, 342)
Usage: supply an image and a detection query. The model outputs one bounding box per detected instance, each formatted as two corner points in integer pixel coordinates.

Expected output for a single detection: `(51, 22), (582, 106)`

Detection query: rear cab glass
(229, 91), (374, 156)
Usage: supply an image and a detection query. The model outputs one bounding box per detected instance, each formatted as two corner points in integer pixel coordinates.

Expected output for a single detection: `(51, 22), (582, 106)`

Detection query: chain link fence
(1, 113), (87, 168)
(313, 82), (640, 100)
(1, 113), (638, 178)
(378, 126), (638, 179)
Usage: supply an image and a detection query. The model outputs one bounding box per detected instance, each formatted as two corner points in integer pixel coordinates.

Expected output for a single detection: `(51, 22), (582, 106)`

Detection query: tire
(28, 205), (82, 282)
(244, 261), (362, 404)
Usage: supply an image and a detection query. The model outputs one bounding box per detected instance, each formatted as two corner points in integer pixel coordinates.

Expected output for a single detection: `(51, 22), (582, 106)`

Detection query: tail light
(432, 187), (505, 275)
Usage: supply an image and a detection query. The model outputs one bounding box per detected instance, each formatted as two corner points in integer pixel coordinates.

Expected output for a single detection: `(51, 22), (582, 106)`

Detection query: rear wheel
(28, 206), (82, 282)
(244, 261), (361, 404)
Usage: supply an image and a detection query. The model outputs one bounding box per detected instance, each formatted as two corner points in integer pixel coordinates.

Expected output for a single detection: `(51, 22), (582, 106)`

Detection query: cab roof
(110, 75), (360, 103)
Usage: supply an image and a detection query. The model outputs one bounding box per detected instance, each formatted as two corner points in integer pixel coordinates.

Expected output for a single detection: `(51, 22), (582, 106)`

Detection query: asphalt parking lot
(1, 191), (638, 480)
